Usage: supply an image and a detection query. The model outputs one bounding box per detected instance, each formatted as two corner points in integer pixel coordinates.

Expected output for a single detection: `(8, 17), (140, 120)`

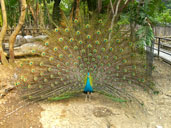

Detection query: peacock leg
(85, 93), (88, 102)
(88, 92), (91, 101)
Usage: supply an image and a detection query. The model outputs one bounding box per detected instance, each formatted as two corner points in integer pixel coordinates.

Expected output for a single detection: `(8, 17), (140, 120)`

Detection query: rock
(4, 35), (27, 49)
(16, 35), (27, 46)
(93, 107), (113, 117)
(24, 35), (34, 43)
(24, 35), (47, 43)
(156, 125), (163, 128)
(14, 43), (46, 56)
(34, 35), (48, 40)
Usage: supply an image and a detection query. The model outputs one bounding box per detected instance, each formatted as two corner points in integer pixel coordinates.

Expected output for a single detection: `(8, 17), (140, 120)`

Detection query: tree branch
(108, 0), (121, 41)
(9, 0), (27, 63)
(0, 0), (8, 65)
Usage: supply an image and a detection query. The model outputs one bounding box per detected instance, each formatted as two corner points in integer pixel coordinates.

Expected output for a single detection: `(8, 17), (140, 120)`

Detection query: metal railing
(154, 37), (171, 57)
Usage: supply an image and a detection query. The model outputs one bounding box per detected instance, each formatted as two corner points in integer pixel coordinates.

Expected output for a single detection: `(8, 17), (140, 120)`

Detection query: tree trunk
(52, 0), (61, 25)
(0, 0), (8, 65)
(9, 0), (27, 63)
(36, 1), (39, 27)
(28, 4), (37, 25)
(43, 0), (48, 26)
(87, 0), (97, 12)
(97, 0), (102, 13)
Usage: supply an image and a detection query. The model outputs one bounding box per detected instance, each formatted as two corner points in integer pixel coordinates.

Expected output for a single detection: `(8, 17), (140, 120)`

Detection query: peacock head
(87, 72), (90, 77)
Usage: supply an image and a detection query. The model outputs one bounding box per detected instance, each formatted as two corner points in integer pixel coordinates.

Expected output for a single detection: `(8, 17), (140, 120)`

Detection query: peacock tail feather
(14, 15), (153, 103)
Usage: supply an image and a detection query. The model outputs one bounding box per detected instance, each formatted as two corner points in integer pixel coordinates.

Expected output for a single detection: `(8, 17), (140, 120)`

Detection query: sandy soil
(0, 58), (171, 128)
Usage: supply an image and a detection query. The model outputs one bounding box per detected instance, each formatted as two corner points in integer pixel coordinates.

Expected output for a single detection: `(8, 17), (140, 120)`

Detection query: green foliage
(156, 9), (171, 24)
(117, 14), (129, 25)
(5, 0), (20, 27)
(60, 0), (73, 16)
(46, 1), (54, 14)
(136, 25), (154, 47)
(126, 0), (165, 25)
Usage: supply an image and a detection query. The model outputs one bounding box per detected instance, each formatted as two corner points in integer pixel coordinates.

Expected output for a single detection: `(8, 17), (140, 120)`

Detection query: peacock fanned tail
(15, 16), (153, 103)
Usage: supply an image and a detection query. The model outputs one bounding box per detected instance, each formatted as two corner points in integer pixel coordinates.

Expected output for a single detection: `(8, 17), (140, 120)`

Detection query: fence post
(146, 40), (154, 77)
(158, 38), (160, 57)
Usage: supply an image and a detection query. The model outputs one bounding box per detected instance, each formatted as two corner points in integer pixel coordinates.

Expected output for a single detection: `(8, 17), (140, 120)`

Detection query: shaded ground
(0, 58), (171, 128)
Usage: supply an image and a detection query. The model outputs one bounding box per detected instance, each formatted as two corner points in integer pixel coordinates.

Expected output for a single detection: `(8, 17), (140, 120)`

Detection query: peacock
(14, 15), (154, 104)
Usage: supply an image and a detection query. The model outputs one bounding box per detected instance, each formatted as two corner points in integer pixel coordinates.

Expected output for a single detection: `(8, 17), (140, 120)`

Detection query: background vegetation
(0, 0), (170, 64)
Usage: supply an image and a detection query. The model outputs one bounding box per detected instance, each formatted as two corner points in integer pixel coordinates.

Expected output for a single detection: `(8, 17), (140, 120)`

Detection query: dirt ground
(0, 58), (171, 128)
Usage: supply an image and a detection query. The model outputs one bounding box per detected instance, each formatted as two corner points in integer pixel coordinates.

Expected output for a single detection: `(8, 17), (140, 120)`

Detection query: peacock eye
(45, 42), (49, 46)
(58, 72), (61, 75)
(31, 49), (36, 53)
(129, 42), (133, 46)
(57, 64), (60, 68)
(74, 19), (78, 23)
(95, 40), (100, 45)
(31, 69), (35, 73)
(59, 54), (63, 58)
(59, 37), (64, 42)
(64, 45), (68, 50)
(24, 78), (27, 82)
(96, 30), (101, 35)
(81, 49), (86, 53)
(92, 58), (95, 61)
(115, 65), (119, 70)
(93, 49), (97, 53)
(65, 62), (69, 66)
(122, 59), (127, 63)
(98, 19), (102, 23)
(49, 57), (54, 61)
(120, 48), (123, 52)
(41, 52), (46, 56)
(116, 39), (120, 43)
(87, 35), (91, 39)
(55, 28), (59, 32)
(77, 56), (81, 60)
(88, 53), (92, 56)
(113, 56), (117, 60)
(53, 47), (58, 51)
(76, 31), (80, 35)
(29, 61), (33, 66)
(97, 55), (101, 59)
(110, 47), (113, 51)
(87, 44), (92, 48)
(69, 38), (74, 42)
(74, 46), (78, 50)
(79, 40), (83, 44)
(65, 28), (69, 32)
(34, 77), (38, 81)
(40, 62), (44, 66)
(48, 67), (52, 71)
(20, 63), (23, 67)
(101, 47), (105, 52)
(104, 38), (108, 43)
(68, 54), (73, 58)
(40, 72), (44, 76)
(74, 62), (78, 65)
(85, 24), (90, 28)
(20, 76), (24, 80)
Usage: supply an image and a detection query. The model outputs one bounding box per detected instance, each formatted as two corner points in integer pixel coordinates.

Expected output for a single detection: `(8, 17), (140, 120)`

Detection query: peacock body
(14, 17), (153, 103)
